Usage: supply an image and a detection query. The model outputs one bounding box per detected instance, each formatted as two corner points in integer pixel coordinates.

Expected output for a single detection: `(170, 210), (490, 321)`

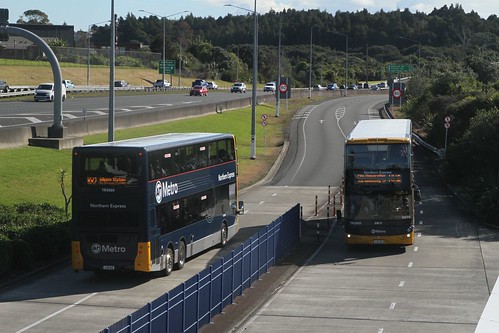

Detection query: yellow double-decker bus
(343, 119), (420, 245)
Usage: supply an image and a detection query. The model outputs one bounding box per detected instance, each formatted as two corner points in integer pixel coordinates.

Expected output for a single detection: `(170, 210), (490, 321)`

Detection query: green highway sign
(387, 64), (414, 73)
(159, 60), (175, 74)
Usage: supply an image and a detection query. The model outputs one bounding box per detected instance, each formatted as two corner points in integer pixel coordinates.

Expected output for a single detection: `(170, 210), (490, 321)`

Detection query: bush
(0, 203), (70, 277)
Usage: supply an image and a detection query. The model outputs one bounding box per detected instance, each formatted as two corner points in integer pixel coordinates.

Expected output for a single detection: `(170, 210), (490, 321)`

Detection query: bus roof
(346, 119), (412, 144)
(78, 133), (233, 151)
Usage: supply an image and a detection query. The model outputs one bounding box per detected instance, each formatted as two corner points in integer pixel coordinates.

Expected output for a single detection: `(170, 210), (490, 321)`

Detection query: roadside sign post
(261, 114), (268, 156)
(444, 117), (451, 156)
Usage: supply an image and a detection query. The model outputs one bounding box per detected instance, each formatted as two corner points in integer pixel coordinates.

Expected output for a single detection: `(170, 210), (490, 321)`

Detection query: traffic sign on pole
(159, 60), (175, 74)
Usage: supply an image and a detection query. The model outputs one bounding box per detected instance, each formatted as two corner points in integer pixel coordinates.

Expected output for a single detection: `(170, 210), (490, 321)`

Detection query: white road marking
(16, 293), (97, 333)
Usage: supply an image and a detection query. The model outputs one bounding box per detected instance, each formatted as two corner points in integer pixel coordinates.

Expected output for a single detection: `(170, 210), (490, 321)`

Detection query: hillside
(0, 64), (229, 88)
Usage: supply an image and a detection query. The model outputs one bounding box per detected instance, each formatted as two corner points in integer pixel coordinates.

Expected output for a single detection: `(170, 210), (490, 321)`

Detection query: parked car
(347, 84), (358, 90)
(0, 80), (9, 93)
(34, 82), (66, 102)
(326, 83), (338, 90)
(206, 81), (218, 89)
(312, 84), (325, 91)
(192, 79), (207, 87)
(370, 85), (380, 91)
(153, 79), (171, 88)
(363, 82), (370, 89)
(263, 82), (276, 92)
(231, 82), (246, 93)
(114, 80), (129, 87)
(190, 85), (208, 96)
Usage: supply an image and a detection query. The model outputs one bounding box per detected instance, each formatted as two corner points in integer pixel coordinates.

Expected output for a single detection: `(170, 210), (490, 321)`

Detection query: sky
(1, 0), (498, 32)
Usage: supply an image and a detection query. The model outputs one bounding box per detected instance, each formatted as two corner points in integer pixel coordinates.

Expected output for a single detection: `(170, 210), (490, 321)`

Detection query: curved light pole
(225, 2), (258, 159)
(139, 9), (189, 84)
(87, 20), (110, 86)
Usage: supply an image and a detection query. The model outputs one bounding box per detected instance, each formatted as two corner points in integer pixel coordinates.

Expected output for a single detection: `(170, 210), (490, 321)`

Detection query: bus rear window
(79, 155), (142, 186)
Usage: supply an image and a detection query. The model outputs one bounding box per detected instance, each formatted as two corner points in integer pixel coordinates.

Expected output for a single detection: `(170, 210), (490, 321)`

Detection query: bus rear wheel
(163, 247), (174, 276)
(220, 223), (228, 247)
(175, 241), (185, 270)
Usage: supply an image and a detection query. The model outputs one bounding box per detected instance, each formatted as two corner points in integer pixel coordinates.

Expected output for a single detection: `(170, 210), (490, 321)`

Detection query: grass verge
(0, 96), (330, 208)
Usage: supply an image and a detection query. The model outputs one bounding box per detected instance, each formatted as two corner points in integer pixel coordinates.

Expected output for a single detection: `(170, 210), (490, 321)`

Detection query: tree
(17, 10), (51, 25)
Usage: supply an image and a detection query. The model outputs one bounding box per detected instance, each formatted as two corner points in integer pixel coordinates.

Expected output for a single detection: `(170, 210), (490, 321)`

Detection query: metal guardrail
(101, 204), (301, 333)
(381, 104), (444, 158)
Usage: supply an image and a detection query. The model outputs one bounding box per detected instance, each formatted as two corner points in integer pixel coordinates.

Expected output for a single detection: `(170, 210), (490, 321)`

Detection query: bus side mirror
(413, 185), (421, 202)
(238, 201), (245, 215)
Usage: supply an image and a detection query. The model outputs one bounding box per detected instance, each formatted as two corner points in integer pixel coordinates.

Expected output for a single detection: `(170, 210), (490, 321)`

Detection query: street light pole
(225, 2), (258, 159)
(333, 32), (348, 96)
(309, 27), (312, 99)
(139, 9), (189, 84)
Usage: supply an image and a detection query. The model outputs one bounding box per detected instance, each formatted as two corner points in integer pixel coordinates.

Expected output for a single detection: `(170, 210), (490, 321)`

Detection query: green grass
(0, 95), (329, 208)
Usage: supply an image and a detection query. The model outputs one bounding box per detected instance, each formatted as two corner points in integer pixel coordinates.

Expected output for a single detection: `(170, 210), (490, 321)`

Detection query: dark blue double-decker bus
(71, 133), (244, 276)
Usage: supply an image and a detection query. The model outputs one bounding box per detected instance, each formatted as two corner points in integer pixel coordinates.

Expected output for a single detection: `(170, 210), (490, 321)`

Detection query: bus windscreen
(78, 155), (142, 186)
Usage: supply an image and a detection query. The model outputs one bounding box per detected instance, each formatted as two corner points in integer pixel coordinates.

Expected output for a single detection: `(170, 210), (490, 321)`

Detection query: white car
(263, 82), (276, 92)
(62, 80), (75, 88)
(153, 79), (171, 88)
(207, 81), (218, 89)
(34, 83), (66, 102)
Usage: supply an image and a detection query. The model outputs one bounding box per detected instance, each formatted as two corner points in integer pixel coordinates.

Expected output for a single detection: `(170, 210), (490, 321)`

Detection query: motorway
(1, 94), (497, 332)
(0, 89), (264, 128)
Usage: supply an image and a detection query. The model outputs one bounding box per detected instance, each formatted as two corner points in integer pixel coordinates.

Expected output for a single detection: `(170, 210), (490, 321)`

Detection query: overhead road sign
(387, 64), (414, 73)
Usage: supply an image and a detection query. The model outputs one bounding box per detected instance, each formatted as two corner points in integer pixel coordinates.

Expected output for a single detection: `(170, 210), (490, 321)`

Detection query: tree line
(14, 5), (499, 225)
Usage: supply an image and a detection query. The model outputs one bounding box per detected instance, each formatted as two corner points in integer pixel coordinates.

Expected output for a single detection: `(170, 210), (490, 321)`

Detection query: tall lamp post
(225, 2), (258, 159)
(399, 36), (421, 69)
(139, 9), (189, 84)
(87, 20), (110, 86)
(333, 32), (348, 96)
(308, 27), (313, 99)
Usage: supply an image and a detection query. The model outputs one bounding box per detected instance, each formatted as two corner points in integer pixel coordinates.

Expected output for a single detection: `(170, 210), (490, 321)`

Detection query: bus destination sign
(354, 170), (402, 185)
(87, 176), (127, 185)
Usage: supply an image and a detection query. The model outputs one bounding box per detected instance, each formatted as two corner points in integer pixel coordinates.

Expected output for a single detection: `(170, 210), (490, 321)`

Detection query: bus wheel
(220, 223), (228, 247)
(175, 241), (185, 270)
(164, 247), (174, 276)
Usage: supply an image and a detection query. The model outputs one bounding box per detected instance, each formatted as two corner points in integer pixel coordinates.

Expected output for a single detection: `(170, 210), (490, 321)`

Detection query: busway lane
(230, 146), (492, 333)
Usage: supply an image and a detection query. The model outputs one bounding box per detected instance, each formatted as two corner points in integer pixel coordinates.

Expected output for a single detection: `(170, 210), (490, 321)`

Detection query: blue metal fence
(101, 204), (301, 333)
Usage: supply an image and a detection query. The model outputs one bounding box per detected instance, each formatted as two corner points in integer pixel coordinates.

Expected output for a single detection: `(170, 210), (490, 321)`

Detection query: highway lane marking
(389, 302), (396, 309)
(377, 329), (384, 333)
(259, 201), (265, 205)
(272, 193), (277, 196)
(417, 233), (422, 237)
(399, 281), (405, 287)
(408, 262), (413, 267)
(289, 105), (319, 181)
(16, 292), (97, 333)
(414, 246), (419, 252)
(335, 106), (347, 139)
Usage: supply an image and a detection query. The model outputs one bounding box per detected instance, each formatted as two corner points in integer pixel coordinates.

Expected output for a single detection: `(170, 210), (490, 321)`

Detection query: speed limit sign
(392, 89), (402, 98)
(279, 83), (288, 93)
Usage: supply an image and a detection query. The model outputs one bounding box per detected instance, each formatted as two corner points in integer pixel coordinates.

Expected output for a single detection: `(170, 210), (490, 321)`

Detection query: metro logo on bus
(155, 180), (179, 204)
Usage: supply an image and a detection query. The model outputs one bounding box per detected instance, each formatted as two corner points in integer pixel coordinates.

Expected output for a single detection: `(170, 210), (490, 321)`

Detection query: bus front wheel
(175, 241), (185, 270)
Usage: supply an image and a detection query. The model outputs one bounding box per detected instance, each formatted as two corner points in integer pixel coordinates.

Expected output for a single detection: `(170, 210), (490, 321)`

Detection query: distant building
(0, 23), (75, 61)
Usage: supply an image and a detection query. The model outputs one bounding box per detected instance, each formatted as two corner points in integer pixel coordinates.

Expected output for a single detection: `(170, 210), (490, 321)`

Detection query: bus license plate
(373, 240), (385, 245)
(102, 265), (115, 271)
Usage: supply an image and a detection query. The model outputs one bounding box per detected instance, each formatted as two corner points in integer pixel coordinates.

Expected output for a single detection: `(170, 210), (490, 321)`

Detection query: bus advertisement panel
(71, 133), (243, 276)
